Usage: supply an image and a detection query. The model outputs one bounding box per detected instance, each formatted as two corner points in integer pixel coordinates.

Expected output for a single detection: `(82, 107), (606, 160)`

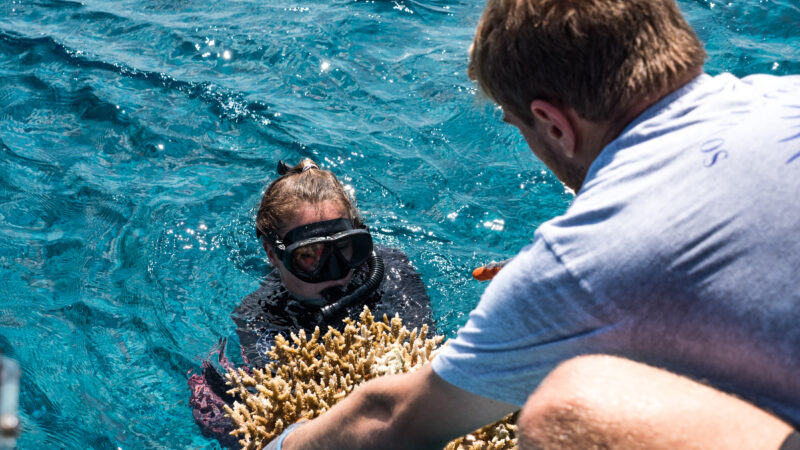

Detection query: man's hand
(281, 363), (517, 450)
(263, 421), (308, 450)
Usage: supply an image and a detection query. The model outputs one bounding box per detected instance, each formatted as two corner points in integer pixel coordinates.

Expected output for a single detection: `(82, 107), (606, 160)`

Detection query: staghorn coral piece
(224, 306), (517, 449)
(443, 412), (518, 450)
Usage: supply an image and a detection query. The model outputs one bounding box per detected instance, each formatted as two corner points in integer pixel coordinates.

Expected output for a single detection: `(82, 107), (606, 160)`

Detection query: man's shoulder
(538, 71), (800, 305)
(577, 72), (800, 197)
(737, 72), (800, 89)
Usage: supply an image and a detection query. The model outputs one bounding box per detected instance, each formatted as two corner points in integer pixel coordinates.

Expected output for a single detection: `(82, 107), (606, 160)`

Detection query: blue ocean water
(0, 0), (797, 447)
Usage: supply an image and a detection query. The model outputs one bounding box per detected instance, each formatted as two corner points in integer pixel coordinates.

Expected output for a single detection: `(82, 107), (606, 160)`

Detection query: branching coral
(224, 306), (517, 449)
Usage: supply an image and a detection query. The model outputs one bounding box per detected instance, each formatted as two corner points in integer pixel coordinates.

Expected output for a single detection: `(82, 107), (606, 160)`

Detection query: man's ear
(530, 100), (577, 158)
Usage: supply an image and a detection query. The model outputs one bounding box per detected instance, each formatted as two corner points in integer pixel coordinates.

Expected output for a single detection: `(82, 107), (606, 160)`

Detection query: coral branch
(224, 306), (516, 449)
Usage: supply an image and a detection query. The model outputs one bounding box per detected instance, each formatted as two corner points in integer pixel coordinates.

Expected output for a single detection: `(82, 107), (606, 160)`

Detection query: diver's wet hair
(255, 158), (363, 246)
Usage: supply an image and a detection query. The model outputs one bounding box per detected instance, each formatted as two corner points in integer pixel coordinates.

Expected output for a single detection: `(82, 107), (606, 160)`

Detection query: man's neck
(594, 68), (704, 156)
(563, 68), (703, 192)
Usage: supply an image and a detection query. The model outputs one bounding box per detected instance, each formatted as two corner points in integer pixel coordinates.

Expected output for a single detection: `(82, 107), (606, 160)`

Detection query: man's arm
(282, 363), (517, 450)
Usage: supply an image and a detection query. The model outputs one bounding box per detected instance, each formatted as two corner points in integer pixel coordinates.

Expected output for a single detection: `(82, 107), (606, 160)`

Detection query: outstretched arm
(281, 363), (517, 450)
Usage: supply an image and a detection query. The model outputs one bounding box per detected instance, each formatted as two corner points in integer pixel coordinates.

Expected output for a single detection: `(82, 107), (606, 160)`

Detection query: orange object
(472, 266), (502, 281)
(471, 258), (512, 281)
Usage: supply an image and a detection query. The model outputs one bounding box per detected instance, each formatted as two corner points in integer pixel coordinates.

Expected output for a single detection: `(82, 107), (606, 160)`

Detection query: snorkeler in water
(188, 158), (435, 447)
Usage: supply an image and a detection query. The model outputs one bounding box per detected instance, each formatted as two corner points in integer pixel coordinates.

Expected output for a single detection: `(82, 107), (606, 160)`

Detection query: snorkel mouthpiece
(320, 285), (347, 304)
(316, 251), (384, 323)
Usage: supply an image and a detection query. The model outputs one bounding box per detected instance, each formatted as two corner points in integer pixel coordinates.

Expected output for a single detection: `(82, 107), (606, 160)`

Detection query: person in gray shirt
(267, 0), (800, 448)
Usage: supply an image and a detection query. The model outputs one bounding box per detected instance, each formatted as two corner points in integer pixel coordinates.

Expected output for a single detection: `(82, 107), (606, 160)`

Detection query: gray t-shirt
(432, 73), (800, 426)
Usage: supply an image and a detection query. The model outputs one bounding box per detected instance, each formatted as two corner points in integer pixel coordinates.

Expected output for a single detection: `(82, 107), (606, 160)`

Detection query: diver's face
(268, 200), (354, 302)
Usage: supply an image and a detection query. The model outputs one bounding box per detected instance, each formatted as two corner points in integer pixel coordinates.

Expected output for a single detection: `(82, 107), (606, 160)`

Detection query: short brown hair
(256, 158), (363, 240)
(469, 0), (706, 124)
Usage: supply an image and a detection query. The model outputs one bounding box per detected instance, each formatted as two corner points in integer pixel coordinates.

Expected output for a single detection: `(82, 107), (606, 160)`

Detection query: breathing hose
(317, 251), (384, 323)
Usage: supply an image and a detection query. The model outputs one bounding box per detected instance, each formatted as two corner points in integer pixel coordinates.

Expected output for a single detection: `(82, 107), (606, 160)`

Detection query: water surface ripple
(1, 0), (798, 447)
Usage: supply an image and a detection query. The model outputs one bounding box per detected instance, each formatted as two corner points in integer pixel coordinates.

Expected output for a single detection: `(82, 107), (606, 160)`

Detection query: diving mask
(262, 218), (373, 284)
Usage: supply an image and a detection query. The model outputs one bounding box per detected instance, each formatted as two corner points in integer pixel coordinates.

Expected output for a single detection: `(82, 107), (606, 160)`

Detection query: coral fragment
(224, 306), (516, 449)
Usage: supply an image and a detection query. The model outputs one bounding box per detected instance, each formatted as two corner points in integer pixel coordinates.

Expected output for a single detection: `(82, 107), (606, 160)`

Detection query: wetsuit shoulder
(371, 245), (436, 333)
(231, 270), (309, 367)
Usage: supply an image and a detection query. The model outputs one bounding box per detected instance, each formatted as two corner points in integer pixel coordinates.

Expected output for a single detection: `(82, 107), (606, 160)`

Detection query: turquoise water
(0, 0), (798, 447)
